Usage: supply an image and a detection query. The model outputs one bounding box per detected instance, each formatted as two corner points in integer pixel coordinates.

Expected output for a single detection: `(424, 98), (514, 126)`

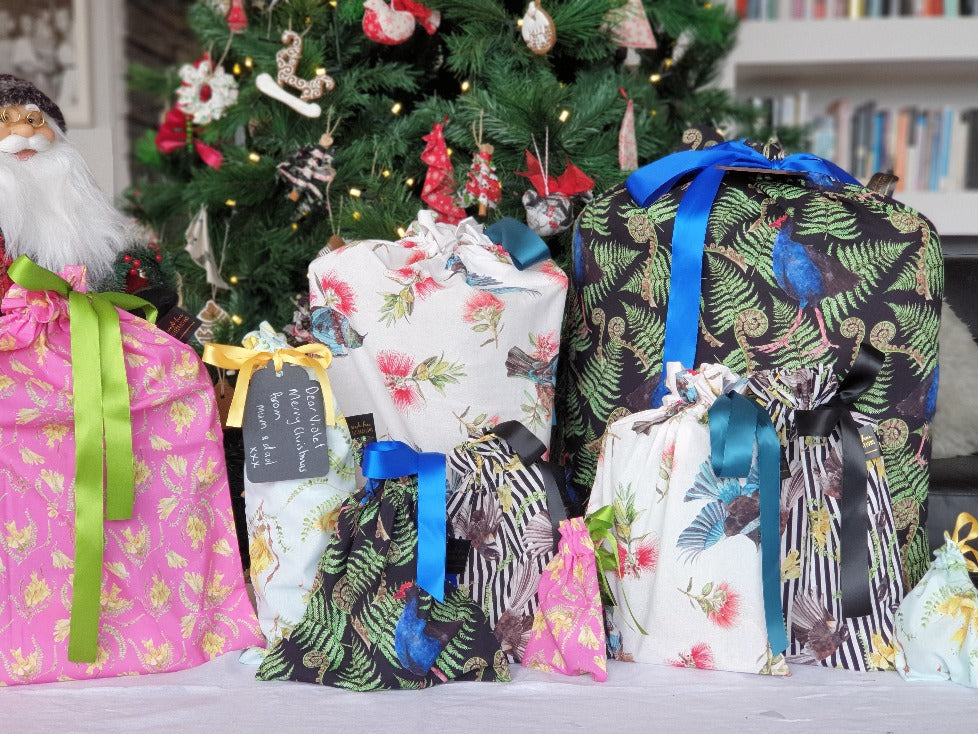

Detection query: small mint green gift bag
(894, 513), (978, 688)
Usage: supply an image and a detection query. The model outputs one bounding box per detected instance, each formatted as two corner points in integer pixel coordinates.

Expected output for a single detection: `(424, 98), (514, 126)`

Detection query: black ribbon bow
(794, 344), (885, 619)
(491, 420), (568, 551)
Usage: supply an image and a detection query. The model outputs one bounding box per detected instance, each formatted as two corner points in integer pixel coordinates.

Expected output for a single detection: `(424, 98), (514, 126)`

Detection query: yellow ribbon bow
(950, 512), (978, 574)
(201, 343), (336, 428)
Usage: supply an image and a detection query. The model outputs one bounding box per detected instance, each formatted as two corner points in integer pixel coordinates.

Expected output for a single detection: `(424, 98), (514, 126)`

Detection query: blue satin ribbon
(485, 216), (551, 270)
(626, 140), (860, 407)
(362, 441), (447, 603)
(708, 390), (789, 656)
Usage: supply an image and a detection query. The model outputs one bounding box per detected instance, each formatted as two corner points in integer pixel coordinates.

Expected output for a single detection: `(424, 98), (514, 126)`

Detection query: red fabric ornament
(226, 0), (247, 32)
(461, 144), (502, 217)
(516, 151), (594, 198)
(155, 108), (223, 170)
(362, 0), (440, 45)
(420, 119), (466, 224)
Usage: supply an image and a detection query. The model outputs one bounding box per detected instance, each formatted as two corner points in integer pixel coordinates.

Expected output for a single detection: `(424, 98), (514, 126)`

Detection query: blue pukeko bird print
(676, 460), (761, 559)
(896, 365), (939, 467)
(445, 254), (541, 296)
(756, 212), (861, 358)
(392, 582), (462, 682)
(310, 305), (365, 356)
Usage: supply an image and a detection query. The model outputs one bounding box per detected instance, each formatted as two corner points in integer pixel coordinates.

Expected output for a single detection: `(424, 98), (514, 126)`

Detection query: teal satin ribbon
(625, 140), (859, 408)
(8, 256), (157, 663)
(708, 390), (789, 656)
(361, 441), (447, 603)
(485, 216), (550, 270)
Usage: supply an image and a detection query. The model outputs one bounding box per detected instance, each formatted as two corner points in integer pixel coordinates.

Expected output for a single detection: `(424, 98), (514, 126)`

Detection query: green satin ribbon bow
(8, 256), (157, 663)
(585, 504), (647, 635)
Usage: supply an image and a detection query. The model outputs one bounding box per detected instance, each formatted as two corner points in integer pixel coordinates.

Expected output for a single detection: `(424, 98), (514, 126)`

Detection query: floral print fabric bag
(523, 517), (608, 682)
(0, 266), (261, 685)
(748, 361), (906, 671)
(587, 363), (790, 676)
(230, 323), (356, 664)
(256, 443), (509, 690)
(307, 210), (567, 455)
(894, 512), (978, 688)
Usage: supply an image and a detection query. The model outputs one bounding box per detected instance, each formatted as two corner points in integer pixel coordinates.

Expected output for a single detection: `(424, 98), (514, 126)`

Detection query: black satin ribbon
(794, 344), (885, 619)
(491, 421), (568, 551)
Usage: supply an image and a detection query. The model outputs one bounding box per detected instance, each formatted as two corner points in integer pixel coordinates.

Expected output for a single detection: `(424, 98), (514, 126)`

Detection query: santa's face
(0, 104), (56, 161)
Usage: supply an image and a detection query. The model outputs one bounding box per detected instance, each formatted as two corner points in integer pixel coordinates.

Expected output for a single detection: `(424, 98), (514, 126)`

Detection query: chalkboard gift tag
(241, 363), (331, 483)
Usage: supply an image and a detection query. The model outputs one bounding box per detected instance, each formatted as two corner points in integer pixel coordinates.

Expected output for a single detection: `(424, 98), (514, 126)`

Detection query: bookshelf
(720, 17), (978, 237)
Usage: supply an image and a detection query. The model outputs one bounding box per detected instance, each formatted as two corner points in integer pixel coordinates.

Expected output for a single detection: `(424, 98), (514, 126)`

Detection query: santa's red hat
(0, 74), (67, 133)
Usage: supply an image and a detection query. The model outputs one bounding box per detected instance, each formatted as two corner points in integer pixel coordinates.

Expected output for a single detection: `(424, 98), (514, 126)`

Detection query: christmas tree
(128, 0), (746, 343)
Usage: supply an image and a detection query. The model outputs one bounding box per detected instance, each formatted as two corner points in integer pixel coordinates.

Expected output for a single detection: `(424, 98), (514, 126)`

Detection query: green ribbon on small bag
(584, 504), (647, 635)
(8, 256), (157, 663)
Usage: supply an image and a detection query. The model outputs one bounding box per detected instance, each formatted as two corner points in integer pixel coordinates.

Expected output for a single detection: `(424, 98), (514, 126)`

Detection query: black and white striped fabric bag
(447, 421), (567, 663)
(748, 356), (906, 672)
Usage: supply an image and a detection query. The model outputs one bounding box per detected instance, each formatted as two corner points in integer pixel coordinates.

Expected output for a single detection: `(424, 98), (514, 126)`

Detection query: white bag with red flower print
(587, 363), (790, 676)
(307, 210), (567, 456)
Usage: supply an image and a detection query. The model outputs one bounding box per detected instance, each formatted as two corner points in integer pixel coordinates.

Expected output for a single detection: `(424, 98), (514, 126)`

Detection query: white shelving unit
(721, 17), (978, 237)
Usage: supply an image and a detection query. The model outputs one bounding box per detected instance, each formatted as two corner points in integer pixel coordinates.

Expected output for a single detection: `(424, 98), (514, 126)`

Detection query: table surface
(0, 650), (973, 734)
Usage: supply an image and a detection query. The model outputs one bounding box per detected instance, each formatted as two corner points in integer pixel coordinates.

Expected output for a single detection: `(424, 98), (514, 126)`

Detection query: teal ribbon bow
(708, 389), (789, 656)
(361, 441), (447, 602)
(485, 216), (551, 270)
(623, 140), (859, 408)
(8, 256), (157, 663)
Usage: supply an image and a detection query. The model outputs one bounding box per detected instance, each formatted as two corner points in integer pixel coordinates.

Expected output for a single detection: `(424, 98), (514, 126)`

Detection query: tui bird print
(789, 589), (849, 663)
(310, 305), (365, 356)
(756, 213), (861, 357)
(505, 346), (557, 413)
(452, 502), (502, 561)
(445, 254), (541, 296)
(676, 460), (761, 559)
(392, 582), (463, 681)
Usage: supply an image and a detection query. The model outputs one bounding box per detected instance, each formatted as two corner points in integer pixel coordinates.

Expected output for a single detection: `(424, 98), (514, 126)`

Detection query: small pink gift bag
(0, 259), (261, 685)
(523, 517), (607, 682)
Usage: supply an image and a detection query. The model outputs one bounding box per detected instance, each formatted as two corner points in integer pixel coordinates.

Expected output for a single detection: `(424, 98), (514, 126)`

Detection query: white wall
(65, 0), (128, 198)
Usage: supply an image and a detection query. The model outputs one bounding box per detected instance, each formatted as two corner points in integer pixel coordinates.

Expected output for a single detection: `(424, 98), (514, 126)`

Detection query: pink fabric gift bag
(0, 260), (261, 685)
(523, 517), (607, 681)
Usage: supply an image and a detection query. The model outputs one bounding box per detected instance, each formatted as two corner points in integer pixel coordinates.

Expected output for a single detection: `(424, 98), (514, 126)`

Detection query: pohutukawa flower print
(313, 270), (358, 314)
(680, 579), (741, 628)
(379, 267), (445, 325)
(463, 291), (505, 348)
(617, 538), (658, 579)
(669, 642), (715, 669)
(376, 349), (466, 413)
(539, 259), (569, 287)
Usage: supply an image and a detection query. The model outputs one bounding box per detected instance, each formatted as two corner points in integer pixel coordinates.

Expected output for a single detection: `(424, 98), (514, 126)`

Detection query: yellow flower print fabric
(0, 269), (261, 685)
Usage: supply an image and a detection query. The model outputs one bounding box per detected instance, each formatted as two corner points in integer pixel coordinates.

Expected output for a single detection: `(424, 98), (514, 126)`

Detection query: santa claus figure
(0, 74), (130, 297)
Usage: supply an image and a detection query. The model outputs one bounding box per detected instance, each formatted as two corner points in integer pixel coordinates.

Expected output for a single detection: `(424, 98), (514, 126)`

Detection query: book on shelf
(963, 109), (978, 190)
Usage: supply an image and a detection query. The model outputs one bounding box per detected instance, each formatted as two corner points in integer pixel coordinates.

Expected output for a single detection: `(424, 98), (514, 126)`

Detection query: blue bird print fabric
(255, 471), (509, 690)
(587, 363), (790, 676)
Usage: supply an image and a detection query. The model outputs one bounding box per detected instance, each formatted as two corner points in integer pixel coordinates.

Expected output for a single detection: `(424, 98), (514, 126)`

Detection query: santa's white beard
(0, 134), (131, 285)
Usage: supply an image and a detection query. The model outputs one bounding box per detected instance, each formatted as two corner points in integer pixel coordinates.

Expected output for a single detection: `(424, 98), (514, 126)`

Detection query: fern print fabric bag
(748, 354), (906, 672)
(587, 363), (790, 676)
(446, 420), (566, 662)
(256, 441), (509, 690)
(560, 137), (942, 584)
(209, 323), (356, 664)
(308, 210), (567, 456)
(894, 512), (978, 688)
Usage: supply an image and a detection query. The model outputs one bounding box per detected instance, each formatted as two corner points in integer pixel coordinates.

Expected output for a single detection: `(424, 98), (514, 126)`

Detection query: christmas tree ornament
(176, 54), (239, 125)
(185, 206), (230, 289)
(226, 0), (248, 32)
(363, 0), (441, 45)
(155, 108), (224, 169)
(460, 115), (502, 218)
(520, 1), (556, 55)
(517, 135), (594, 237)
(606, 0), (656, 68)
(255, 30), (335, 118)
(195, 299), (232, 344)
(421, 118), (466, 224)
(282, 293), (314, 346)
(618, 87), (638, 171)
(276, 141), (336, 218)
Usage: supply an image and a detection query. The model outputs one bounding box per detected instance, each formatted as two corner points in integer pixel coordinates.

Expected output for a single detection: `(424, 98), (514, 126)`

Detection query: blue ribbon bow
(485, 216), (551, 270)
(362, 441), (447, 603)
(625, 140), (860, 407)
(708, 389), (789, 656)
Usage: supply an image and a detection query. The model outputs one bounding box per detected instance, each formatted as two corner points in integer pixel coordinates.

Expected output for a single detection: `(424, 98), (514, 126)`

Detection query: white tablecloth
(1, 651), (972, 733)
